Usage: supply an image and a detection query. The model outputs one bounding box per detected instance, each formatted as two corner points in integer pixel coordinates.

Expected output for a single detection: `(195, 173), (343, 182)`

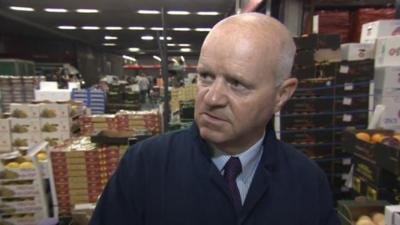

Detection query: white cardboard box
(34, 89), (71, 102)
(40, 118), (71, 133)
(0, 118), (10, 132)
(375, 89), (400, 130)
(385, 205), (400, 225)
(0, 131), (12, 150)
(11, 133), (42, 148)
(361, 19), (400, 43)
(375, 36), (400, 68)
(10, 118), (40, 133)
(10, 104), (40, 118)
(341, 43), (374, 61)
(39, 103), (71, 118)
(374, 67), (400, 89)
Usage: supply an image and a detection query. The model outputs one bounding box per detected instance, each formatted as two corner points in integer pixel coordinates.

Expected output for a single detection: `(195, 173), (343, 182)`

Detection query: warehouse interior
(0, 0), (400, 224)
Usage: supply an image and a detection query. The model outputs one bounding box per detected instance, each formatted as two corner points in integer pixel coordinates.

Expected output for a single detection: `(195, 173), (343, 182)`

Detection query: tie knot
(224, 157), (242, 181)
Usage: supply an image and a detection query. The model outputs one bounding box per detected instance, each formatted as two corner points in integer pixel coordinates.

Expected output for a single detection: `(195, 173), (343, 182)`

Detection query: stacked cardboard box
(105, 84), (140, 113)
(0, 116), (12, 153)
(170, 84), (197, 113)
(72, 88), (106, 114)
(342, 130), (400, 204)
(0, 156), (49, 225)
(9, 103), (75, 149)
(370, 21), (400, 131)
(80, 110), (161, 136)
(0, 76), (44, 112)
(50, 139), (126, 215)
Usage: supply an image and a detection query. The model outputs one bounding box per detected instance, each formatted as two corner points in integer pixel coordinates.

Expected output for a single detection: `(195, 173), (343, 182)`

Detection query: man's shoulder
(276, 141), (324, 177)
(125, 127), (193, 159)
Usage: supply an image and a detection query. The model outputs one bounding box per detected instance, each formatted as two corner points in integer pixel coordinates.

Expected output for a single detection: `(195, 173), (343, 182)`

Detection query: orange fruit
(371, 133), (387, 143)
(356, 132), (370, 143)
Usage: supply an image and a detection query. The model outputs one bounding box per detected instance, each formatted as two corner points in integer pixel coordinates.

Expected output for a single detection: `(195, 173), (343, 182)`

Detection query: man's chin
(198, 127), (227, 144)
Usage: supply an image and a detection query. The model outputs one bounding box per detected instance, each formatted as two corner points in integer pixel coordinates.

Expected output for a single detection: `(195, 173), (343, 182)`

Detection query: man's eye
(229, 79), (246, 91)
(199, 73), (214, 83)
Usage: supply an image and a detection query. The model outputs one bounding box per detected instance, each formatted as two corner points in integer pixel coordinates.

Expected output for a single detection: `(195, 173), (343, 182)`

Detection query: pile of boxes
(280, 34), (356, 198)
(342, 129), (400, 204)
(106, 84), (140, 113)
(367, 20), (400, 131)
(50, 139), (126, 215)
(0, 103), (76, 152)
(0, 76), (44, 113)
(80, 110), (161, 135)
(72, 88), (106, 114)
(0, 156), (49, 225)
(170, 84), (197, 113)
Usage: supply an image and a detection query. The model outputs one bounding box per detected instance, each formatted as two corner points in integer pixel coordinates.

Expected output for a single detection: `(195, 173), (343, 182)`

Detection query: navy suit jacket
(90, 122), (340, 225)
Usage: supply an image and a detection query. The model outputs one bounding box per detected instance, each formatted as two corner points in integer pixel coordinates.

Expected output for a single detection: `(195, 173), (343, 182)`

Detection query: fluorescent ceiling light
(58, 26), (77, 30)
(160, 36), (172, 41)
(128, 47), (140, 52)
(141, 35), (154, 40)
(9, 6), (34, 12)
(167, 43), (176, 47)
(180, 56), (185, 62)
(178, 43), (190, 47)
(123, 55), (136, 62)
(195, 28), (212, 32)
(76, 9), (99, 13)
(153, 55), (162, 61)
(173, 28), (191, 31)
(105, 26), (123, 30)
(150, 27), (163, 31)
(128, 26), (145, 30)
(138, 10), (160, 14)
(103, 43), (116, 46)
(105, 36), (118, 40)
(82, 26), (100, 30)
(180, 48), (191, 52)
(197, 11), (219, 16)
(167, 11), (190, 15)
(45, 8), (68, 13)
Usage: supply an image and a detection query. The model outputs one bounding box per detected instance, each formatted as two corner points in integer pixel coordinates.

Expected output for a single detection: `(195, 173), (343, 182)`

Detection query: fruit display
(0, 152), (49, 225)
(355, 131), (400, 148)
(354, 213), (384, 225)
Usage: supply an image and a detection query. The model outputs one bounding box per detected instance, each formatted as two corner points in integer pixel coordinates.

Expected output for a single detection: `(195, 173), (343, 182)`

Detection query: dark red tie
(223, 157), (242, 212)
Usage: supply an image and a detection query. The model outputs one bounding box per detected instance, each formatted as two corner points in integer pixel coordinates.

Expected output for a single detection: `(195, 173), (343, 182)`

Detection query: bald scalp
(201, 13), (296, 86)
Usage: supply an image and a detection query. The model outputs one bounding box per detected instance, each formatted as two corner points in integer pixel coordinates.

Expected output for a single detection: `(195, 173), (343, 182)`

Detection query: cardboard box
(374, 67), (400, 90)
(11, 133), (42, 148)
(375, 89), (400, 130)
(294, 78), (334, 97)
(318, 34), (341, 50)
(40, 118), (71, 133)
(10, 118), (40, 133)
(293, 34), (318, 50)
(335, 81), (370, 96)
(341, 43), (374, 61)
(39, 103), (71, 118)
(283, 97), (333, 114)
(40, 132), (63, 147)
(337, 60), (374, 80)
(10, 104), (40, 118)
(280, 128), (334, 144)
(294, 50), (314, 66)
(375, 36), (400, 68)
(334, 96), (369, 112)
(314, 49), (341, 63)
(376, 142), (400, 176)
(0, 118), (10, 132)
(337, 200), (387, 225)
(385, 205), (400, 225)
(0, 131), (12, 150)
(361, 19), (400, 43)
(34, 89), (71, 101)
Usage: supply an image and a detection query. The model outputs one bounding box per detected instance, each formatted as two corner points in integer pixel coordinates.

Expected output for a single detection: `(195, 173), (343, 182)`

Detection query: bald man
(90, 13), (340, 225)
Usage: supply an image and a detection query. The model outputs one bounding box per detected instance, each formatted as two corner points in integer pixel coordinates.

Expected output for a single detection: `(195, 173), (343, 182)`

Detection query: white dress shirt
(211, 133), (265, 204)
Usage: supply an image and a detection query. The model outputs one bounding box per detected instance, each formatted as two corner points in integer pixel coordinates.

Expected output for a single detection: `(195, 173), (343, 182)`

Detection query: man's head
(195, 13), (298, 154)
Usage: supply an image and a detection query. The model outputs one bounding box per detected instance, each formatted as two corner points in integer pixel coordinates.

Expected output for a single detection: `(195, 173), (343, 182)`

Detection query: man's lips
(202, 112), (227, 122)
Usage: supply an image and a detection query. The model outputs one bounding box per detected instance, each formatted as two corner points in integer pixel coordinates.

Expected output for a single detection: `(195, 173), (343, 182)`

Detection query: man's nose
(203, 78), (228, 107)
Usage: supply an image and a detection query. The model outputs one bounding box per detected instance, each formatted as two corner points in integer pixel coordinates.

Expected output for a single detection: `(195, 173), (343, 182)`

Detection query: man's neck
(210, 131), (265, 155)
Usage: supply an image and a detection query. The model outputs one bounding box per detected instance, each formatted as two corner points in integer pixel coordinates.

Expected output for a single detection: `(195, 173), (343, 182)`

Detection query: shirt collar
(211, 132), (265, 183)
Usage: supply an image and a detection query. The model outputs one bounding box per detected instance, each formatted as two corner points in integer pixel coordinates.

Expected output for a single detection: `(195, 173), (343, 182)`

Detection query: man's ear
(273, 77), (298, 113)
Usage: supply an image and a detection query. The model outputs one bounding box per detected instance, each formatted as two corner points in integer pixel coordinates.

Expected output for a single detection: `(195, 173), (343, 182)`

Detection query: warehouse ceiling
(0, 0), (236, 57)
